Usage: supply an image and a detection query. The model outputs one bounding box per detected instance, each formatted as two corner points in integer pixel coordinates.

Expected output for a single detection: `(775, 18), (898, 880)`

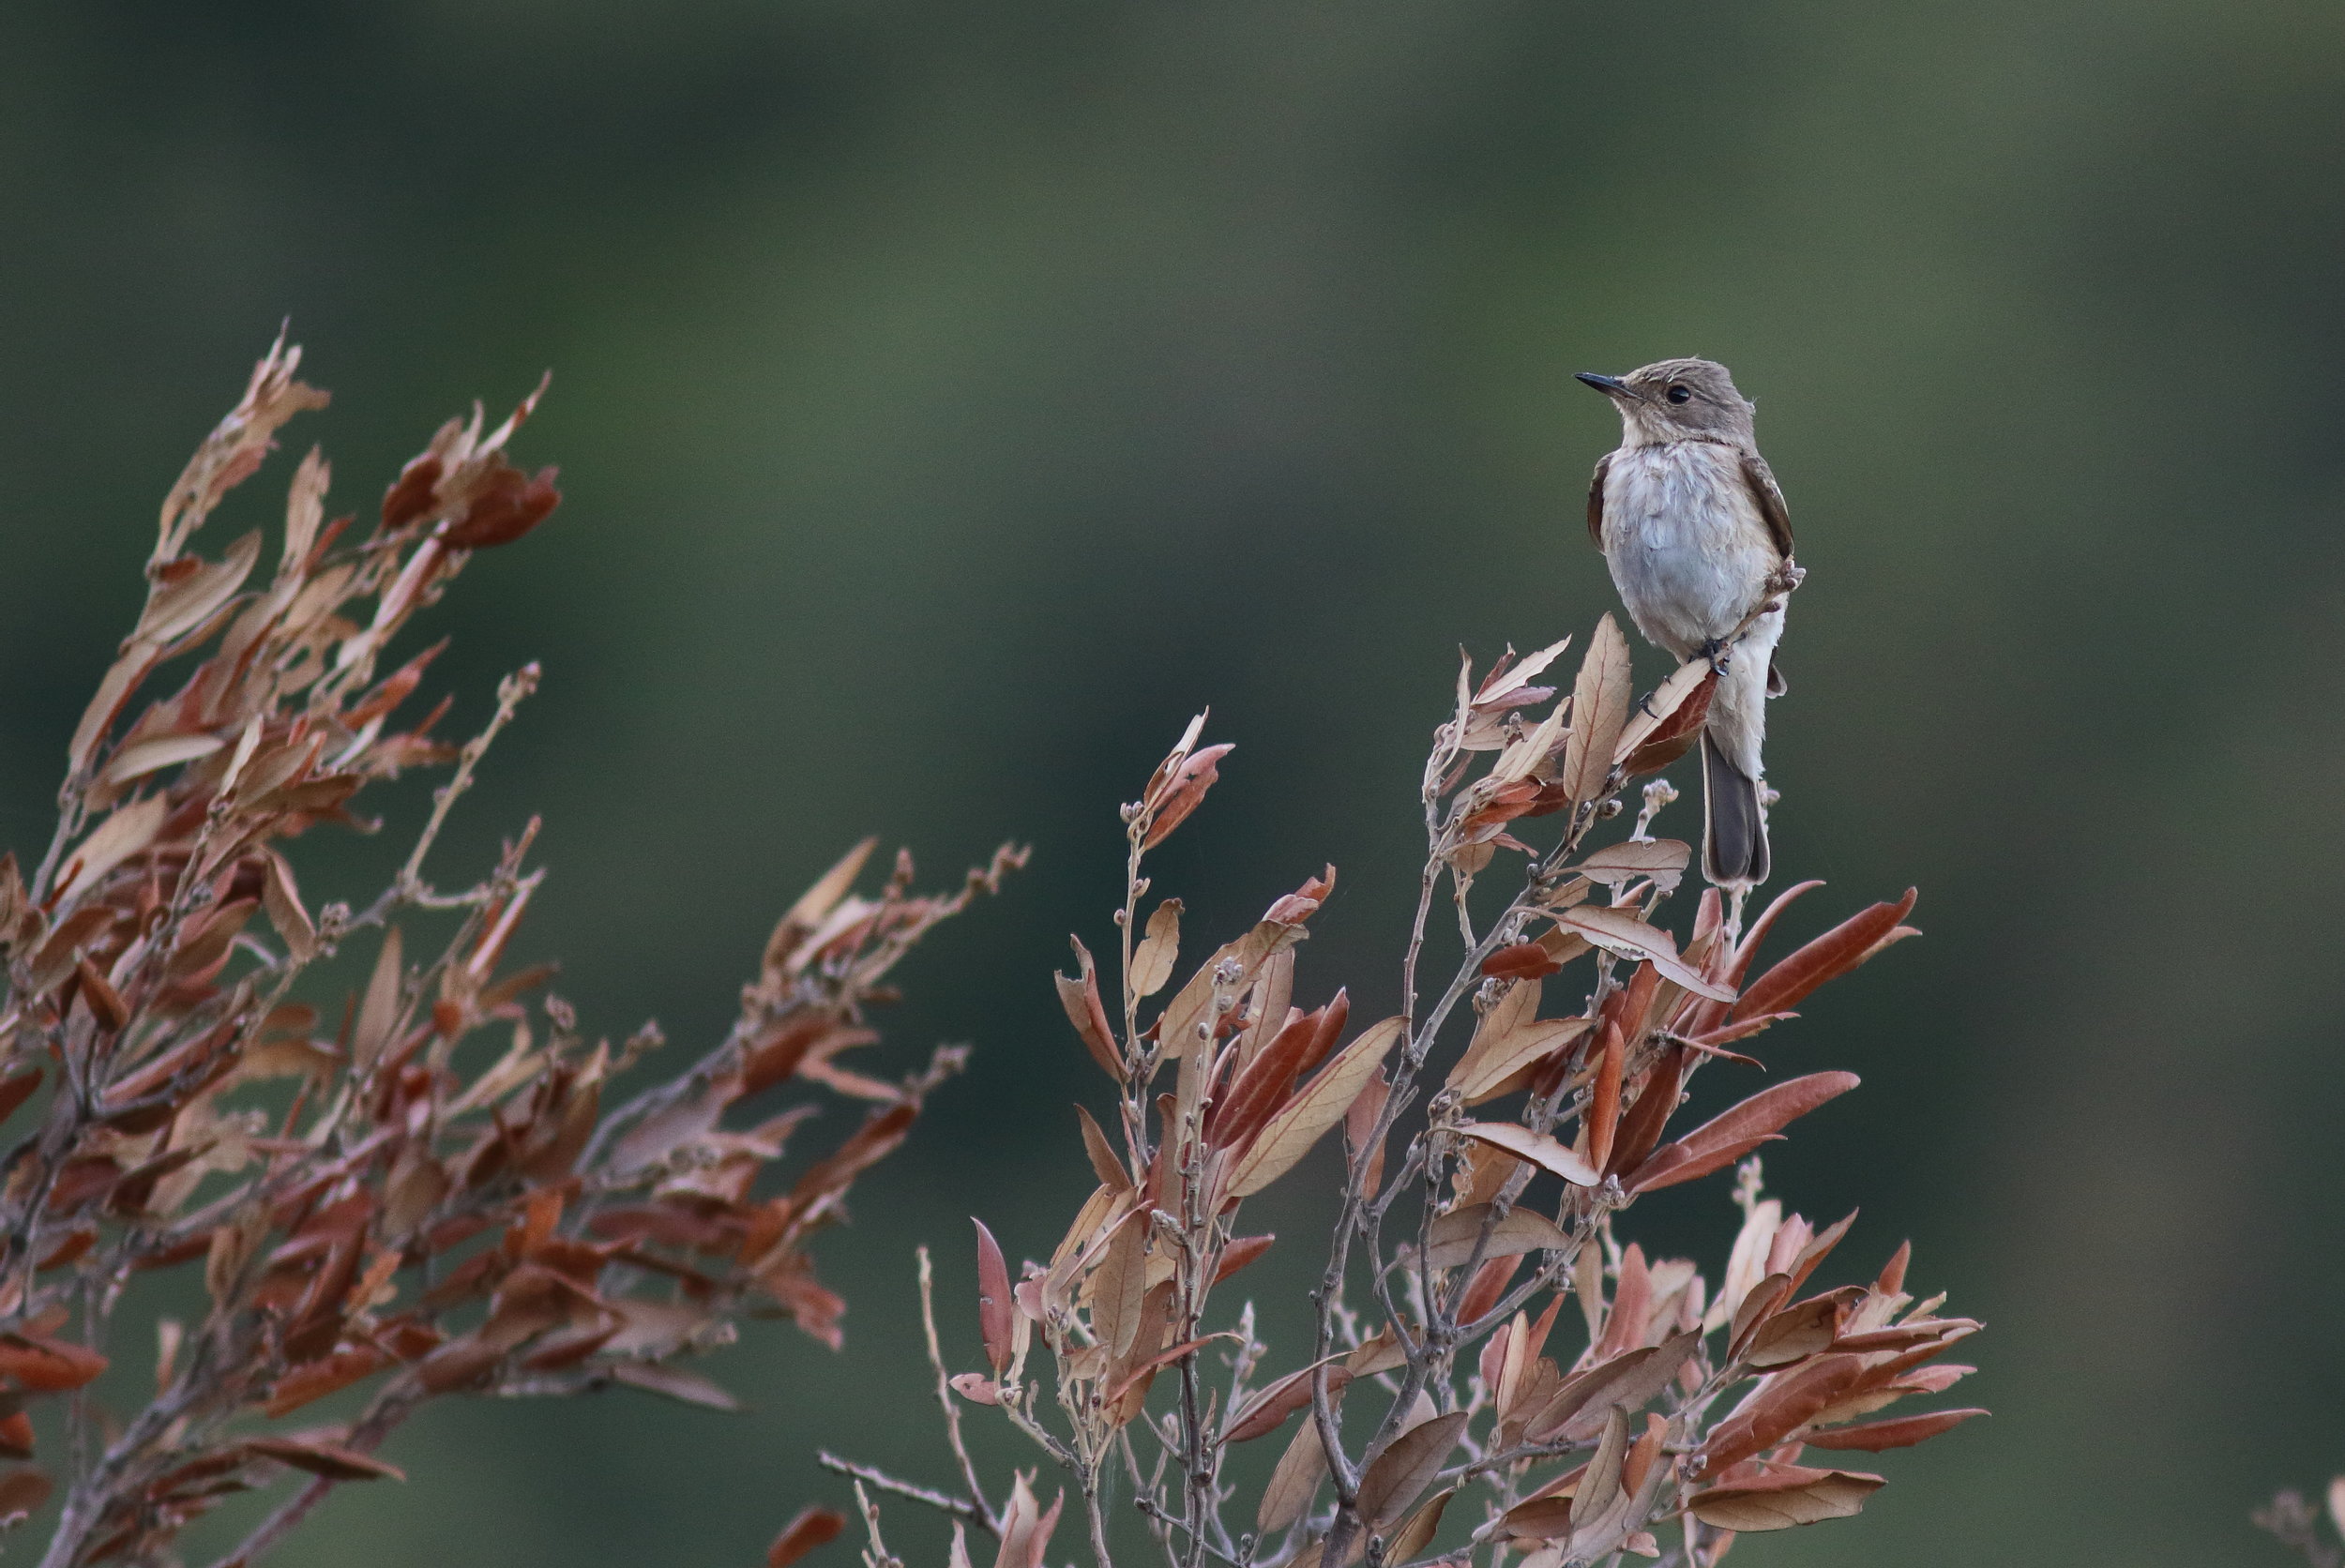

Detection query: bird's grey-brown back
(1577, 357), (1793, 889)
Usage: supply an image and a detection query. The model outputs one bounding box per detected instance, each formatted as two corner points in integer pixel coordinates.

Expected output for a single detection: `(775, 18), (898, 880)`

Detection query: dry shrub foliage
(829, 621), (1986, 1568)
(0, 340), (1018, 1567)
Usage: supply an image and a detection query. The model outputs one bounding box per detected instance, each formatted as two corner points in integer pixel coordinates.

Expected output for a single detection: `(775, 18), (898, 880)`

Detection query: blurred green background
(4, 1), (2343, 1564)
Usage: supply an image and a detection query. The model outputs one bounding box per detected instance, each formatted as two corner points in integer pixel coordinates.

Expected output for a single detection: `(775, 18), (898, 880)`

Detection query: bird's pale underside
(1578, 357), (1797, 890)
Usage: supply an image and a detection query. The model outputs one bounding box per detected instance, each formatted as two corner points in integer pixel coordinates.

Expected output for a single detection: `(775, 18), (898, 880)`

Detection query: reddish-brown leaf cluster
(826, 620), (1978, 1568)
(0, 340), (1015, 1568)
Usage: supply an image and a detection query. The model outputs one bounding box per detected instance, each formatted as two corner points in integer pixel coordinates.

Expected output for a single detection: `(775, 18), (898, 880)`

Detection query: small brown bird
(1577, 358), (1799, 889)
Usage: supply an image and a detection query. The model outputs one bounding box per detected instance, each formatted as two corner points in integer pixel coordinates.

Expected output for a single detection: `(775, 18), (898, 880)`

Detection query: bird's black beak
(1576, 371), (1642, 401)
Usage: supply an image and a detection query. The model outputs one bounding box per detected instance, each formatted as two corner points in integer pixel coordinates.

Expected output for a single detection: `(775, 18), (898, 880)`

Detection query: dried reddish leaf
(1804, 1407), (1988, 1452)
(1732, 890), (1918, 1021)
(1075, 1104), (1128, 1191)
(1213, 1233), (1275, 1285)
(1454, 1122), (1598, 1187)
(992, 1472), (1064, 1568)
(1530, 1333), (1700, 1444)
(1224, 1360), (1353, 1445)
(974, 1217), (1015, 1375)
(1143, 743), (1233, 851)
(244, 1436), (405, 1483)
(1421, 1204), (1569, 1270)
(1605, 1044), (1687, 1179)
(768, 1506), (848, 1568)
(950, 1373), (1001, 1405)
(1558, 614), (1632, 802)
(1357, 1410), (1469, 1528)
(1628, 1073), (1860, 1193)
(0, 1334), (108, 1393)
(1586, 1022), (1625, 1172)
(1226, 1017), (1402, 1199)
(1687, 1466), (1884, 1531)
(0, 1068), (43, 1129)
(1482, 942), (1562, 981)
(1130, 898), (1183, 998)
(1054, 937), (1122, 1078)
(0, 1467), (50, 1521)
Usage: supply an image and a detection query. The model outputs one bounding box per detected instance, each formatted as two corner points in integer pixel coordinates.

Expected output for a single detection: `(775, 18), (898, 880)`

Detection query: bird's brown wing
(1738, 449), (1795, 559)
(1586, 451), (1612, 550)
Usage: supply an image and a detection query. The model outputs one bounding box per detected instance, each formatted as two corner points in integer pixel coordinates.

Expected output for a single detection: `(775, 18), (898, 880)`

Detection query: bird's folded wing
(1738, 449), (1794, 558)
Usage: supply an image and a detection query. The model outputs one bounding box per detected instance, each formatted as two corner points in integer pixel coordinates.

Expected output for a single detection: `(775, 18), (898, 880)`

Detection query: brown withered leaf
(1557, 614), (1632, 802)
(0, 1334), (108, 1393)
(1419, 1203), (1570, 1270)
(138, 529), (263, 648)
(1530, 1332), (1700, 1443)
(607, 1362), (742, 1412)
(1258, 1392), (1337, 1534)
(1699, 1354), (1871, 1475)
(1385, 1485), (1455, 1563)
(1687, 1466), (1884, 1531)
(1481, 942), (1561, 981)
(1784, 1210), (1858, 1293)
(1054, 938), (1121, 1078)
(1346, 1325), (1408, 1377)
(1571, 1407), (1633, 1532)
(949, 1373), (1001, 1406)
(1210, 1001), (1335, 1153)
(352, 927), (404, 1072)
(1357, 1410), (1468, 1528)
(973, 1218), (1015, 1375)
(1226, 1017), (1403, 1198)
(1627, 1073), (1860, 1193)
(1449, 980), (1590, 1104)
(244, 1436), (404, 1483)
(1454, 1122), (1598, 1187)
(1213, 1233), (1276, 1284)
(762, 838), (878, 979)
(259, 850), (317, 964)
(0, 1468), (52, 1522)
(1743, 1288), (1862, 1369)
(1488, 690), (1570, 789)
(1732, 890), (1918, 1022)
(1568, 839), (1692, 894)
(1727, 1274), (1793, 1361)
(1144, 742), (1233, 850)
(767, 1506), (847, 1568)
(1585, 1023), (1624, 1172)
(1091, 1208), (1151, 1359)
(1224, 1358), (1353, 1444)
(101, 731), (226, 786)
(1131, 898), (1183, 998)
(53, 795), (168, 901)
(991, 1472), (1064, 1568)
(1611, 659), (1716, 774)
(1802, 1408), (1987, 1452)
(0, 1067), (41, 1130)
(1475, 635), (1573, 714)
(1557, 908), (1734, 1003)
(1075, 1104), (1128, 1191)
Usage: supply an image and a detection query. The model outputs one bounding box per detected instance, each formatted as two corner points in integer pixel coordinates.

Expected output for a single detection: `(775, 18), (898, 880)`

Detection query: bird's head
(1576, 358), (1755, 446)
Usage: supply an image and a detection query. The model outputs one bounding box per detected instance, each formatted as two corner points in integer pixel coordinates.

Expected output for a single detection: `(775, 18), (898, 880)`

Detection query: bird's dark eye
(1666, 384), (1693, 404)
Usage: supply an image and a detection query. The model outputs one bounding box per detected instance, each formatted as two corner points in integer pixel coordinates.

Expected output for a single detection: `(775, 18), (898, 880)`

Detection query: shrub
(832, 620), (1985, 1568)
(0, 340), (1017, 1567)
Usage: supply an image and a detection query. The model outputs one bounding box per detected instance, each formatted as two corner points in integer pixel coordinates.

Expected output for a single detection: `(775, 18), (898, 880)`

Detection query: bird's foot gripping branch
(830, 619), (1983, 1568)
(0, 340), (1020, 1568)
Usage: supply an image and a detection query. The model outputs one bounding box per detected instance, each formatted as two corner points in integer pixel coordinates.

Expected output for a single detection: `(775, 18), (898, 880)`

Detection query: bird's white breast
(1600, 441), (1780, 659)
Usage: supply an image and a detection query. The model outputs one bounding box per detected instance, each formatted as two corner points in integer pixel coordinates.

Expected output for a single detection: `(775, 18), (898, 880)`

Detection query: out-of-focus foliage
(0, 4), (2339, 1567)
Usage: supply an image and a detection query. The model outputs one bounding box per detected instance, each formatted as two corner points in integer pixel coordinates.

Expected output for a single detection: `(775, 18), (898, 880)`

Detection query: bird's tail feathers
(1701, 732), (1770, 889)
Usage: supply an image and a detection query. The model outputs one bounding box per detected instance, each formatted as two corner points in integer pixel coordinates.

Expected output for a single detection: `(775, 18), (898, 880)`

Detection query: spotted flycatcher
(1577, 358), (1800, 889)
